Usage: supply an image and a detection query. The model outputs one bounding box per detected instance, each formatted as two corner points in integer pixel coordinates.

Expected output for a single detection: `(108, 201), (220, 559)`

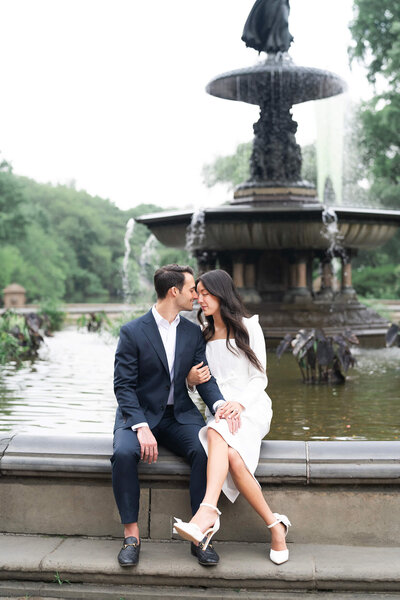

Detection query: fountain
(122, 218), (135, 303)
(136, 0), (400, 345)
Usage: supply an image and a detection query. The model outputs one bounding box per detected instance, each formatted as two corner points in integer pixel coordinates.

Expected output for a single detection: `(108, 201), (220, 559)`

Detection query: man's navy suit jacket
(113, 309), (224, 432)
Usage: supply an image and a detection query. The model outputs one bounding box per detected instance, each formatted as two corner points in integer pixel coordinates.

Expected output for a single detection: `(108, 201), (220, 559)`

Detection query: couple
(111, 264), (291, 568)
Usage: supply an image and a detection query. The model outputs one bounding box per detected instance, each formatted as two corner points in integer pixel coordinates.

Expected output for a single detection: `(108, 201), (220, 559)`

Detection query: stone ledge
(1, 434), (399, 485)
(0, 534), (400, 593)
(2, 584), (400, 600)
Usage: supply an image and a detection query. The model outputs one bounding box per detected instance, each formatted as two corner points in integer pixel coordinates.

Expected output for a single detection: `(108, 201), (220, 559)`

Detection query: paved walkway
(1, 533), (400, 598)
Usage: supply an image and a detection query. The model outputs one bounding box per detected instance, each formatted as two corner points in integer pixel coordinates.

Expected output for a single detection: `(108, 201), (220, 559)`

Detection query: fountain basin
(206, 60), (347, 105)
(137, 204), (400, 345)
(136, 205), (400, 251)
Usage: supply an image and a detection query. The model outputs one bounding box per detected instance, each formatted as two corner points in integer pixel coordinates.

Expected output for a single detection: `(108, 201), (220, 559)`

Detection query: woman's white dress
(198, 315), (273, 503)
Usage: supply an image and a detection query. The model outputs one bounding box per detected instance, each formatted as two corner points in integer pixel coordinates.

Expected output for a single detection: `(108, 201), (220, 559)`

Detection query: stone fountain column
(244, 260), (262, 303)
(294, 258), (312, 302)
(233, 254), (245, 289)
(338, 253), (357, 300)
(318, 258), (335, 301)
(285, 255), (312, 303)
(232, 254), (261, 303)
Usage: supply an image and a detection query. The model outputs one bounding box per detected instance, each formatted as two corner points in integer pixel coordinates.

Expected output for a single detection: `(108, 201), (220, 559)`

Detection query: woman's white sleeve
(240, 316), (268, 409)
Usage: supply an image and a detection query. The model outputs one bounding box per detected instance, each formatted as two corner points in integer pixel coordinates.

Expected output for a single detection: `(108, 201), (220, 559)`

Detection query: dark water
(0, 328), (399, 440)
(267, 349), (400, 441)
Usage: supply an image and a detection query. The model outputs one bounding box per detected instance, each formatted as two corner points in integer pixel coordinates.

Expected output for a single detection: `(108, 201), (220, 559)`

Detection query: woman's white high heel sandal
(267, 513), (291, 565)
(174, 502), (221, 550)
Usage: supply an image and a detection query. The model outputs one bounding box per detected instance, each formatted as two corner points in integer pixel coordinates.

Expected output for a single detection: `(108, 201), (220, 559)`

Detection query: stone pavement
(1, 533), (400, 599)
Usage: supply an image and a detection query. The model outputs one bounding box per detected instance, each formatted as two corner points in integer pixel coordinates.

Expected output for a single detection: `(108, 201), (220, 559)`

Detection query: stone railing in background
(1, 434), (399, 545)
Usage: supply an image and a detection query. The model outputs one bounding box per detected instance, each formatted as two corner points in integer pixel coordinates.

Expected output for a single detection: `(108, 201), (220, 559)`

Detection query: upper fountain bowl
(206, 56), (347, 105)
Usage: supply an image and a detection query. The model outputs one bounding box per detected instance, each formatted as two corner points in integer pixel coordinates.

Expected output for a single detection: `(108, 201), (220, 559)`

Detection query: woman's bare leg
(190, 428), (228, 532)
(228, 448), (287, 551)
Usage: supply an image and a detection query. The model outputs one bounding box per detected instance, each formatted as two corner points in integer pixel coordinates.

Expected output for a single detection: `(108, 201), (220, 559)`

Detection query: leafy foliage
(0, 310), (53, 365)
(77, 311), (111, 332)
(277, 329), (358, 384)
(350, 2), (400, 207)
(353, 263), (400, 299)
(107, 310), (147, 338)
(349, 2), (400, 84)
(202, 141), (317, 189)
(0, 163), (193, 304)
(38, 299), (66, 331)
(202, 142), (252, 189)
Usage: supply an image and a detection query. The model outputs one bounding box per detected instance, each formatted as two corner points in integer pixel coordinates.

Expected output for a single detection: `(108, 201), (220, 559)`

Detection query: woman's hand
(186, 361), (211, 388)
(215, 401), (244, 434)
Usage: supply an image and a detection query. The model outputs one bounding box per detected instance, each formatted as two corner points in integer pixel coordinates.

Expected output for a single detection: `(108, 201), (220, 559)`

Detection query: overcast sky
(0, 0), (369, 212)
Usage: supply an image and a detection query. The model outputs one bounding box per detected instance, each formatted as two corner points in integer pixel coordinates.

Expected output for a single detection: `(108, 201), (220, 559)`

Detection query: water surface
(0, 328), (399, 440)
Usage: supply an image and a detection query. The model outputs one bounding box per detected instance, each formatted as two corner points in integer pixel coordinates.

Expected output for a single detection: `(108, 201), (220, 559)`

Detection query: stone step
(1, 534), (400, 596)
(2, 435), (400, 546)
(1, 583), (400, 600)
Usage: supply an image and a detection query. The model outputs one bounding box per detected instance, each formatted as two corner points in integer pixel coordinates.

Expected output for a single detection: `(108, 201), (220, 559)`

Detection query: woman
(174, 270), (291, 565)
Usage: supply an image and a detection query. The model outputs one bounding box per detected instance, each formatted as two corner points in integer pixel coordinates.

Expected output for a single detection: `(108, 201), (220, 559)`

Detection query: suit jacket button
(165, 385), (170, 390)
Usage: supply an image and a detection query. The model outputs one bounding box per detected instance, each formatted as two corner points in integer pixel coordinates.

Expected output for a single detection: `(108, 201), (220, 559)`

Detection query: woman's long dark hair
(197, 269), (263, 372)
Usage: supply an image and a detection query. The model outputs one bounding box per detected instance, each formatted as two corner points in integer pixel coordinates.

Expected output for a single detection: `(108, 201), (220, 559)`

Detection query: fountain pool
(0, 327), (398, 440)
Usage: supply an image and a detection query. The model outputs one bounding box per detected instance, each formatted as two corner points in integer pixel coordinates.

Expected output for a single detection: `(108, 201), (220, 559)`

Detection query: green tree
(0, 157), (28, 243)
(350, 2), (400, 207)
(347, 1), (400, 298)
(202, 141), (317, 189)
(202, 142), (252, 189)
(0, 160), (194, 304)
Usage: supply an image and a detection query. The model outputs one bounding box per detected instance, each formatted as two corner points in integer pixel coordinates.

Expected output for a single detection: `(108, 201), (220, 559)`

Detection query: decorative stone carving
(250, 83), (302, 183)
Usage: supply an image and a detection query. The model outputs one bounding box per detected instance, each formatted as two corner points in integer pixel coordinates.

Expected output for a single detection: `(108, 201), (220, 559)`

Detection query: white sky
(0, 0), (370, 212)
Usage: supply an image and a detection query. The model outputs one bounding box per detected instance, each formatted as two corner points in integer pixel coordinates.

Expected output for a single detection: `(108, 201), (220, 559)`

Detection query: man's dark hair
(154, 264), (194, 299)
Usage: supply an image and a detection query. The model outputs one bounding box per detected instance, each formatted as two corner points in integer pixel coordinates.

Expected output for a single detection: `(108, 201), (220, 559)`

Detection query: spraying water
(122, 218), (135, 303)
(315, 95), (345, 205)
(321, 207), (345, 260)
(186, 209), (206, 255)
(139, 234), (158, 294)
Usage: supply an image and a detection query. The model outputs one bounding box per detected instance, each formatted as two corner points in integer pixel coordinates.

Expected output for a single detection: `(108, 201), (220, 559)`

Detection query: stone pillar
(244, 262), (256, 289)
(243, 262), (261, 303)
(294, 260), (312, 301)
(297, 261), (307, 288)
(289, 263), (297, 288)
(342, 261), (352, 288)
(233, 257), (245, 289)
(339, 253), (357, 300)
(318, 258), (334, 301)
(286, 256), (312, 302)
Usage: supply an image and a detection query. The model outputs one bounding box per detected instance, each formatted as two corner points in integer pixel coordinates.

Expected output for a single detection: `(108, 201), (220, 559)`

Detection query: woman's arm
(240, 316), (268, 409)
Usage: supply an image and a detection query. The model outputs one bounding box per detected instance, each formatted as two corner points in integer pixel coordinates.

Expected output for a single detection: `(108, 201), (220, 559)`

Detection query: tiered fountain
(137, 0), (400, 345)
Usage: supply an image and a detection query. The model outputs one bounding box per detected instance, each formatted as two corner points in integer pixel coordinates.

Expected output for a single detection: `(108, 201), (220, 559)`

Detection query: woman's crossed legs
(190, 428), (287, 552)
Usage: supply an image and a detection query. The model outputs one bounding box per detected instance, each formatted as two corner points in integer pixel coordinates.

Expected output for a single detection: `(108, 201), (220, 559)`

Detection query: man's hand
(186, 361), (211, 388)
(215, 401), (244, 435)
(137, 426), (158, 464)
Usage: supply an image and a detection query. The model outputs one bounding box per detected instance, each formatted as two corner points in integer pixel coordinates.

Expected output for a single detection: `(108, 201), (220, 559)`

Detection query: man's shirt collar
(152, 305), (180, 330)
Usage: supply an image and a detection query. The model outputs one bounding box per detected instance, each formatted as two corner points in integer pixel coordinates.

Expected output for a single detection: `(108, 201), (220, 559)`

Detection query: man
(111, 264), (226, 567)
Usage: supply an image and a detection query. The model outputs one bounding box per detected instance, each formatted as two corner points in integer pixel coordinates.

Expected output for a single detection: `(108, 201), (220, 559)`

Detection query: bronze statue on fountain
(136, 0), (400, 346)
(242, 0), (293, 55)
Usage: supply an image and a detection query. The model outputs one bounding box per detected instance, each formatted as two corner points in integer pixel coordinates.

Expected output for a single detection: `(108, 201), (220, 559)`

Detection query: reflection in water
(0, 329), (399, 440)
(0, 329), (116, 435)
(267, 347), (400, 441)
